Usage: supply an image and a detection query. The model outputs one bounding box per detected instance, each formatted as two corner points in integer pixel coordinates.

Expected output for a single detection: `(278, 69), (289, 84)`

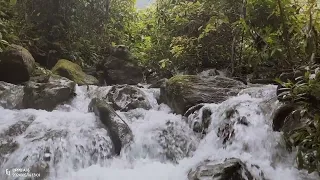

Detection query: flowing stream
(0, 84), (319, 180)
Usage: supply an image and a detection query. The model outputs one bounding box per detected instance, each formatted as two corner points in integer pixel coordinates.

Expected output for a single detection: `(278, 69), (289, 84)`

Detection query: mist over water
(0, 85), (319, 180)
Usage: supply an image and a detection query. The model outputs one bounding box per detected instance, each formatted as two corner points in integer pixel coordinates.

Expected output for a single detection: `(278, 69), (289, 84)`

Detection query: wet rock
(184, 104), (205, 118)
(186, 105), (212, 135)
(23, 75), (76, 111)
(2, 120), (33, 137)
(88, 98), (133, 155)
(156, 120), (198, 163)
(0, 138), (19, 165)
(99, 56), (143, 85)
(272, 104), (310, 133)
(106, 85), (152, 111)
(160, 75), (246, 114)
(27, 161), (50, 180)
(52, 59), (99, 85)
(188, 158), (254, 180)
(0, 81), (24, 109)
(217, 108), (250, 145)
(272, 104), (296, 131)
(0, 45), (36, 84)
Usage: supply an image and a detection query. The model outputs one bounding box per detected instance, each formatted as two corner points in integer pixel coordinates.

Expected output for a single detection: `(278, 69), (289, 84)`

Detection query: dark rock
(0, 44), (36, 84)
(272, 104), (309, 133)
(52, 59), (99, 85)
(249, 79), (276, 85)
(0, 139), (19, 165)
(218, 122), (236, 145)
(101, 56), (144, 85)
(160, 75), (246, 114)
(0, 81), (24, 109)
(82, 67), (97, 77)
(28, 39), (64, 69)
(111, 45), (131, 61)
(184, 104), (205, 118)
(187, 106), (213, 135)
(272, 104), (296, 131)
(202, 108), (212, 132)
(217, 108), (249, 145)
(88, 98), (133, 155)
(237, 116), (249, 126)
(27, 161), (50, 180)
(148, 78), (168, 89)
(23, 75), (76, 111)
(188, 158), (254, 180)
(106, 85), (152, 111)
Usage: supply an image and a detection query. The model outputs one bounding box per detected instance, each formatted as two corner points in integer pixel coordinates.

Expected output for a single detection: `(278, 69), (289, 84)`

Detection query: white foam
(0, 84), (318, 180)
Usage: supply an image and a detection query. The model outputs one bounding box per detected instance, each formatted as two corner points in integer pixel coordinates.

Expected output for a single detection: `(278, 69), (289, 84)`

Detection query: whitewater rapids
(0, 84), (319, 180)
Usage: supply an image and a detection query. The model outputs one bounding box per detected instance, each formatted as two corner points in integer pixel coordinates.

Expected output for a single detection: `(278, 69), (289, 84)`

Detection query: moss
(167, 75), (198, 96)
(51, 59), (98, 85)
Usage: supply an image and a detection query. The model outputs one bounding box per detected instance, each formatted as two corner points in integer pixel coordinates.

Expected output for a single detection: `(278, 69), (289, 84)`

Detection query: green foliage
(277, 65), (320, 173)
(0, 0), (18, 52)
(0, 0), (137, 68)
(128, 0), (320, 79)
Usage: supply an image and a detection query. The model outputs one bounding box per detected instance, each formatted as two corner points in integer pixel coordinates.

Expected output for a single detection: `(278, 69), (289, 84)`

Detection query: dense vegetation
(1, 0), (320, 174)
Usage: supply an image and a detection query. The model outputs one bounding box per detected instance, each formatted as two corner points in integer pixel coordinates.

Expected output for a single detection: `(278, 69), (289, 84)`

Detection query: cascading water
(0, 84), (319, 180)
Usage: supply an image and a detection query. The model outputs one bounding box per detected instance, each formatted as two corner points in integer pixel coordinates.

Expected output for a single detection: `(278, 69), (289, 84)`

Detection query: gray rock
(188, 158), (254, 180)
(0, 45), (36, 84)
(88, 98), (133, 155)
(156, 120), (198, 163)
(101, 56), (143, 85)
(160, 75), (246, 114)
(0, 81), (24, 109)
(22, 75), (76, 111)
(217, 108), (250, 145)
(106, 85), (152, 111)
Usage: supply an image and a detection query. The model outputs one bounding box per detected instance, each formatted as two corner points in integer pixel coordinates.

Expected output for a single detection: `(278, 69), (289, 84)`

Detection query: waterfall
(0, 84), (319, 180)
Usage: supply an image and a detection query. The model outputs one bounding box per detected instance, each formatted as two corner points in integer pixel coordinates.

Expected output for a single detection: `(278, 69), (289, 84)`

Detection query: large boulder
(88, 98), (133, 155)
(106, 85), (152, 112)
(160, 75), (246, 114)
(188, 158), (255, 180)
(52, 59), (99, 85)
(272, 104), (311, 134)
(23, 75), (76, 111)
(0, 45), (36, 84)
(100, 56), (144, 85)
(0, 81), (24, 109)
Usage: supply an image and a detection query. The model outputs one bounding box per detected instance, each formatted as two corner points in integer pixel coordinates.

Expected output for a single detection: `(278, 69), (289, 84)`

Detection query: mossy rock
(160, 75), (246, 114)
(51, 59), (98, 85)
